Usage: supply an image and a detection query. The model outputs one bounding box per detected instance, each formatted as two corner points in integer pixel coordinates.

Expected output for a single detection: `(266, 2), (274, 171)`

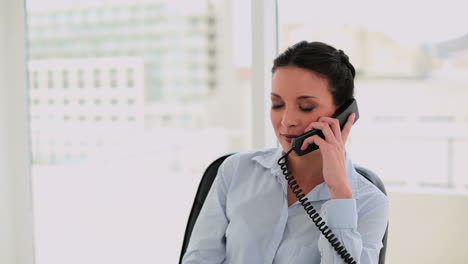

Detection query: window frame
(251, 0), (278, 148)
(0, 0), (35, 263)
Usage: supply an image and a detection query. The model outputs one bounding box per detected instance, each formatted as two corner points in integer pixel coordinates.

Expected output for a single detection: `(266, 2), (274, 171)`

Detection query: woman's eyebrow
(271, 93), (318, 100)
(297, 95), (318, 100)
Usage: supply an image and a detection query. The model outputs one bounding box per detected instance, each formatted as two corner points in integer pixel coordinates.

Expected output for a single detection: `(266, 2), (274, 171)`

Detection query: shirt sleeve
(182, 157), (234, 264)
(318, 193), (389, 264)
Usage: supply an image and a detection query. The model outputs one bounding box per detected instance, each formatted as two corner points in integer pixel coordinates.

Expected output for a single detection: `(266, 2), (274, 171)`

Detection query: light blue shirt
(182, 148), (389, 264)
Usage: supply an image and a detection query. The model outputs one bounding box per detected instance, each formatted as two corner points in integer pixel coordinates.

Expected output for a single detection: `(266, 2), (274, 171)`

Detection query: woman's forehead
(271, 67), (330, 96)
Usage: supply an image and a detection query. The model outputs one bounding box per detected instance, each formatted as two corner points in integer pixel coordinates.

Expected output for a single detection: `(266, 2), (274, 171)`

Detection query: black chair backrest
(180, 153), (388, 264)
(180, 153), (233, 264)
(354, 164), (389, 264)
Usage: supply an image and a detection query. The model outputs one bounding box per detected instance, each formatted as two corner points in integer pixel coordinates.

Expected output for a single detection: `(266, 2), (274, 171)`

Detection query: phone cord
(278, 148), (357, 264)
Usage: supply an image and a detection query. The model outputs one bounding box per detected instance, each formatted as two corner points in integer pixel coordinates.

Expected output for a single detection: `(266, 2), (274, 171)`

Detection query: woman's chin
(279, 141), (292, 151)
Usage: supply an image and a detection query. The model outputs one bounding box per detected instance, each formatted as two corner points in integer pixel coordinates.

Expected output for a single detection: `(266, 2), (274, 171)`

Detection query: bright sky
(30, 0), (468, 44)
(28, 0), (467, 44)
(279, 0), (468, 44)
(27, 0), (206, 12)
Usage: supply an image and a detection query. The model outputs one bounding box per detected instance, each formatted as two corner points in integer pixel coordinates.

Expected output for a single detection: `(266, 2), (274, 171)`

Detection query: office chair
(180, 153), (389, 264)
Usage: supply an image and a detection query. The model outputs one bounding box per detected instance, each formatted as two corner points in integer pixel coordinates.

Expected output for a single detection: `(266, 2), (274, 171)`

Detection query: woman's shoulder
(223, 147), (279, 167)
(215, 148), (279, 185)
(217, 148), (280, 179)
(352, 166), (389, 207)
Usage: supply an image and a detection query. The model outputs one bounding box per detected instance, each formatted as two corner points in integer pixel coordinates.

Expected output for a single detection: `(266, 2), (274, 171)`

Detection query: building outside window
(25, 0), (252, 263)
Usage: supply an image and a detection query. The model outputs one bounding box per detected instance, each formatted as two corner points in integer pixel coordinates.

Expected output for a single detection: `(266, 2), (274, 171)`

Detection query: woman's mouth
(281, 134), (298, 143)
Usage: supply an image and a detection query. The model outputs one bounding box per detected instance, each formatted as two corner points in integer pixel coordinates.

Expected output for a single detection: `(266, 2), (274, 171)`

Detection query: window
(25, 0), (253, 263)
(125, 68), (134, 87)
(62, 70), (68, 88)
(93, 69), (101, 88)
(109, 68), (117, 88)
(77, 69), (84, 88)
(47, 70), (53, 88)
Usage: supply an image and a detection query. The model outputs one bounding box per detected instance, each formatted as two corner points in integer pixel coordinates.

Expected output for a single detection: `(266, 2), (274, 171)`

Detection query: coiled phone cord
(278, 148), (357, 264)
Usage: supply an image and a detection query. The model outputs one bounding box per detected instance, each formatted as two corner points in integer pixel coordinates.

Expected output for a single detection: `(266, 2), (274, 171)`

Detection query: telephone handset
(291, 98), (359, 156)
(277, 98), (360, 264)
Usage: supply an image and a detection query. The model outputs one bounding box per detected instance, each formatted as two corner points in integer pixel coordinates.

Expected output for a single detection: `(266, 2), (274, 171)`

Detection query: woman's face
(270, 66), (336, 151)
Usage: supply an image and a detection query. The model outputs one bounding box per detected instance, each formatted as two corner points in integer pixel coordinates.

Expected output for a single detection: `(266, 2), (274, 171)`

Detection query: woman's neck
(286, 150), (324, 182)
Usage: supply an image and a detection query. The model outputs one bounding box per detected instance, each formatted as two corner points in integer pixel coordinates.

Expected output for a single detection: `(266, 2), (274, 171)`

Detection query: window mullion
(251, 0), (278, 149)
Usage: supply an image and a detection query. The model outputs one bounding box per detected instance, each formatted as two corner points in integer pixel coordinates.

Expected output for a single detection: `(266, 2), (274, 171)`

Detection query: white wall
(386, 192), (468, 264)
(0, 0), (35, 263)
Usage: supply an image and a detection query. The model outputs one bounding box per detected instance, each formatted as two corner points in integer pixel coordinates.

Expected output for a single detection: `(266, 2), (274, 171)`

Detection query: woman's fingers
(318, 113), (355, 143)
(340, 113), (355, 143)
(300, 134), (326, 150)
(301, 113), (355, 150)
(318, 116), (341, 141)
(302, 122), (336, 143)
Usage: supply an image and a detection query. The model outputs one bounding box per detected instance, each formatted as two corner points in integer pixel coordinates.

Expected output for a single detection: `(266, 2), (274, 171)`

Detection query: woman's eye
(300, 106), (314, 112)
(271, 104), (283, 110)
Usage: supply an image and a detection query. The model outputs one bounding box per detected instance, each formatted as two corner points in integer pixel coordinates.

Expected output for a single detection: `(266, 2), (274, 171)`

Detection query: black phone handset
(277, 98), (359, 264)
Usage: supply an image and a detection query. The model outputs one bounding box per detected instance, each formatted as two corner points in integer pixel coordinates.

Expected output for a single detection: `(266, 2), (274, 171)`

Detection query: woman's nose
(281, 109), (299, 127)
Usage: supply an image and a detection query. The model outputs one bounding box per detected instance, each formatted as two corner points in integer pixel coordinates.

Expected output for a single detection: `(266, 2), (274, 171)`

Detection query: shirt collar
(252, 147), (360, 201)
(252, 147), (283, 171)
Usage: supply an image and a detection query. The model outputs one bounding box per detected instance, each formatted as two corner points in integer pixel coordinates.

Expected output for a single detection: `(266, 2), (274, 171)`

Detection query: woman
(182, 41), (389, 263)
